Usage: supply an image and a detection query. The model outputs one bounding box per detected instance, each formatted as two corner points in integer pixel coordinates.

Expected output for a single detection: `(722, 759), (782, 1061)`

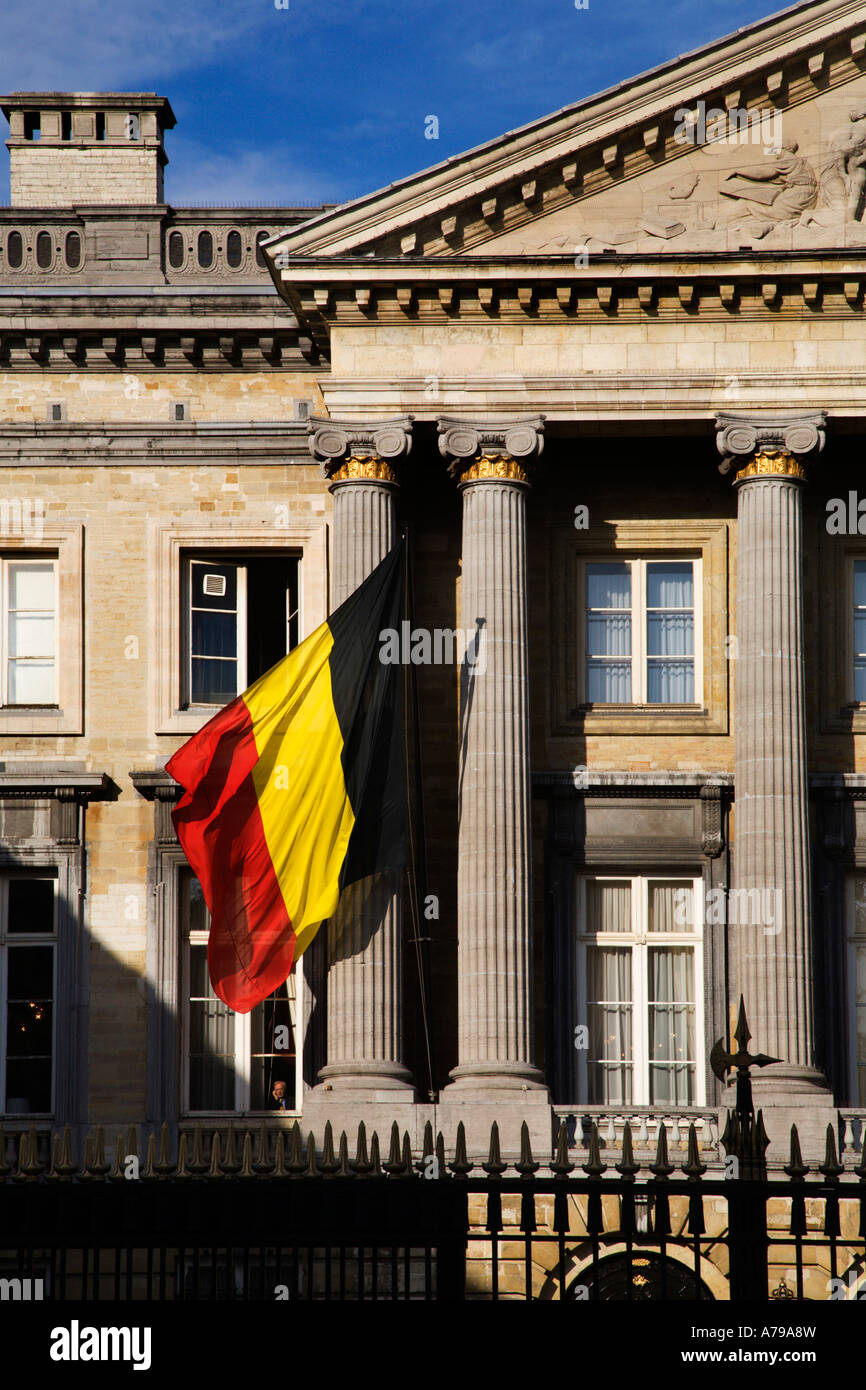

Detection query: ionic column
(438, 418), (547, 1092)
(716, 412), (829, 1099)
(307, 417), (414, 1093)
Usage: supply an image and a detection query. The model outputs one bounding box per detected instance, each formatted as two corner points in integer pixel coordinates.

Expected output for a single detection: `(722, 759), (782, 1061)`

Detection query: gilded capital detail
(715, 411), (826, 482)
(437, 416), (545, 485)
(328, 456), (399, 484)
(458, 454), (531, 484)
(308, 415), (413, 485)
(733, 450), (807, 482)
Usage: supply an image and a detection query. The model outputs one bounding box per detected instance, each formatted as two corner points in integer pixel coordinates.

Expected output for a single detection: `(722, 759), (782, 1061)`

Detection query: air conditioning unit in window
(203, 574), (227, 598)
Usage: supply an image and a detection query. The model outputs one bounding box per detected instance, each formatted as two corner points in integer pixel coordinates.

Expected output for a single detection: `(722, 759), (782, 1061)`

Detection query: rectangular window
(181, 872), (299, 1113)
(2, 558), (57, 707)
(577, 875), (703, 1106)
(584, 559), (699, 705)
(0, 875), (57, 1115)
(182, 554), (298, 708)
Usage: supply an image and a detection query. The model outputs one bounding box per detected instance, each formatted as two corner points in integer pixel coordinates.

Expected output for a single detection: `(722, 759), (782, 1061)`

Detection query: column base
(721, 1065), (836, 1165)
(314, 1060), (416, 1098)
(445, 1059), (549, 1092)
(731, 1062), (833, 1104)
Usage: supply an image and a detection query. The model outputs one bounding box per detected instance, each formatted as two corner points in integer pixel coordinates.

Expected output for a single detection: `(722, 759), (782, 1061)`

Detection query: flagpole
(401, 526), (437, 1105)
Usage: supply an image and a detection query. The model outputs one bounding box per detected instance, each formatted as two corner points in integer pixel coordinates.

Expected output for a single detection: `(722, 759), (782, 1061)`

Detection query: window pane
(188, 942), (235, 1110)
(855, 615), (866, 657)
(191, 658), (237, 705)
(250, 990), (295, 1111)
(647, 660), (694, 703)
(8, 879), (55, 933)
(587, 946), (632, 1104)
(586, 563), (630, 609)
(8, 661), (54, 704)
(855, 561), (866, 609)
(8, 563), (54, 611)
(587, 881), (631, 933)
(856, 662), (866, 703)
(191, 562), (237, 612)
(647, 562), (693, 609)
(587, 614), (631, 657)
(4, 1059), (51, 1113)
(648, 946), (695, 1105)
(649, 881), (693, 931)
(191, 610), (237, 660)
(6, 999), (52, 1057)
(8, 945), (53, 998)
(8, 615), (54, 658)
(647, 613), (693, 657)
(587, 662), (631, 702)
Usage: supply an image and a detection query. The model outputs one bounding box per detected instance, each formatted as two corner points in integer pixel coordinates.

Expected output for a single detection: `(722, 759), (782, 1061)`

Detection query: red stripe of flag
(167, 696), (296, 1013)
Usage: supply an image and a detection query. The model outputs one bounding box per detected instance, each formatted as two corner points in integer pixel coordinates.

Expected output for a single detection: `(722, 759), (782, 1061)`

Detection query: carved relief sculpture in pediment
(481, 78), (866, 256)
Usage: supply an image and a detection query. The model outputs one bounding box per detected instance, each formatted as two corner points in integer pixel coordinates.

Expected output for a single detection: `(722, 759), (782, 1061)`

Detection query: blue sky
(1, 0), (796, 206)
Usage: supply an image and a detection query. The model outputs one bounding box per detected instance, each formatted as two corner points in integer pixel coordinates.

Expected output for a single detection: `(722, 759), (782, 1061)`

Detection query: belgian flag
(166, 540), (406, 1013)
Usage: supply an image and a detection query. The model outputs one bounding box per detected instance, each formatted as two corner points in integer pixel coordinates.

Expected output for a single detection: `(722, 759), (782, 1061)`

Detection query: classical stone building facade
(2, 1), (866, 1233)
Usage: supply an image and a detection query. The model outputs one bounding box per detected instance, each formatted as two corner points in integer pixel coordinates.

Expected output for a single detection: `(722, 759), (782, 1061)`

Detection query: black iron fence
(1, 1114), (865, 1301)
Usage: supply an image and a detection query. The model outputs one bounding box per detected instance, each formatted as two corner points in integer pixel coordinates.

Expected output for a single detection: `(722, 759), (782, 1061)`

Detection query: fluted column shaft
(734, 473), (817, 1081)
(308, 418), (414, 1094)
(717, 412), (829, 1098)
(439, 419), (547, 1092)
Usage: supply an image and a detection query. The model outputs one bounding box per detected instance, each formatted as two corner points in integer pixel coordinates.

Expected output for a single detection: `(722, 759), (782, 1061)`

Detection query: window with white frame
(181, 871), (300, 1113)
(182, 553), (298, 708)
(576, 875), (704, 1106)
(583, 559), (700, 705)
(0, 874), (57, 1115)
(1, 558), (57, 706)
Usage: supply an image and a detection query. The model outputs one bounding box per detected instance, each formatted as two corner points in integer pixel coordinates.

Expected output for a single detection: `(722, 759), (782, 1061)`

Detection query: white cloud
(164, 137), (346, 206)
(0, 0), (269, 91)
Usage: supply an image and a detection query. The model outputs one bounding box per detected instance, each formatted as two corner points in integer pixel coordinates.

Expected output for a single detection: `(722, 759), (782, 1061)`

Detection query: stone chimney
(0, 93), (175, 206)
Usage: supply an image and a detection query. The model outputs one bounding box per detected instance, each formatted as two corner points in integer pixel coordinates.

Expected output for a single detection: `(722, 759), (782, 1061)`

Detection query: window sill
(0, 708), (79, 736)
(563, 704), (725, 737)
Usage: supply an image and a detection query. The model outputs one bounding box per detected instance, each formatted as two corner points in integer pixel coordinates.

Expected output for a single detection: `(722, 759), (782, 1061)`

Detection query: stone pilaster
(437, 417), (547, 1133)
(306, 417), (414, 1095)
(716, 413), (830, 1116)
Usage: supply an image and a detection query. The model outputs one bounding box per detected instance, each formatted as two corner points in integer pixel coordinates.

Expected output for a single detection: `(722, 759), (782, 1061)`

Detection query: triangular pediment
(267, 0), (866, 267)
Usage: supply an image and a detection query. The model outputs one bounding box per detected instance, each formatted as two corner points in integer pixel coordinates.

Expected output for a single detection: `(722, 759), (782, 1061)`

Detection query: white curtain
(587, 946), (632, 1104)
(648, 946), (695, 1105)
(188, 943), (236, 1110)
(587, 880), (631, 933)
(586, 563), (631, 702)
(649, 881), (693, 931)
(647, 562), (694, 703)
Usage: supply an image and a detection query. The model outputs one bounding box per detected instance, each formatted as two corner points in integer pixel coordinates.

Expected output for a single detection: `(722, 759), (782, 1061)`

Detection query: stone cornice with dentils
(281, 261), (866, 343)
(266, 0), (866, 268)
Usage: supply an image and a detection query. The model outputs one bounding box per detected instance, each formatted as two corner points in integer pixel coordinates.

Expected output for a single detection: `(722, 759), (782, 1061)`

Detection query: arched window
(168, 231), (184, 269)
(64, 231), (81, 269)
(7, 232), (23, 269)
(197, 231), (213, 269)
(36, 232), (52, 269)
(255, 230), (270, 269)
(226, 230), (243, 268)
